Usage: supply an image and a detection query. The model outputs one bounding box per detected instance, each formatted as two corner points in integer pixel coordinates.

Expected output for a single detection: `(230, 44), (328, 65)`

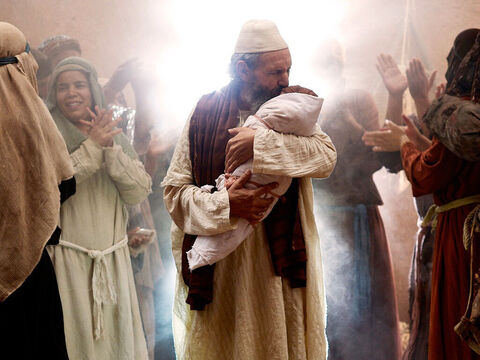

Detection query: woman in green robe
(47, 56), (152, 360)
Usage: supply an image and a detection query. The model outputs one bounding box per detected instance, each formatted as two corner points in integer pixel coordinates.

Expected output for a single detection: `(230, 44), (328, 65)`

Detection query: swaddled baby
(187, 92), (323, 270)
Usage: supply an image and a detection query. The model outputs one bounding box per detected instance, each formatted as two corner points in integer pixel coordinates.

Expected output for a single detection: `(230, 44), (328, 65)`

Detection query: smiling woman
(55, 70), (93, 129)
(45, 56), (152, 360)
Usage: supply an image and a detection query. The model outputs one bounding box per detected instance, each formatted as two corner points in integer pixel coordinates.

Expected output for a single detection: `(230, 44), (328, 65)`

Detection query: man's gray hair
(228, 53), (262, 80)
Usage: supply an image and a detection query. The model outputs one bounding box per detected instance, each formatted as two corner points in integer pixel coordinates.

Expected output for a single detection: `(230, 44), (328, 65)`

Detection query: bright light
(150, 0), (346, 131)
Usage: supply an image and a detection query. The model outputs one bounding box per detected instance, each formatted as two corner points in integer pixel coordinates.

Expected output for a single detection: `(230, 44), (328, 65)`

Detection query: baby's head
(250, 93), (323, 136)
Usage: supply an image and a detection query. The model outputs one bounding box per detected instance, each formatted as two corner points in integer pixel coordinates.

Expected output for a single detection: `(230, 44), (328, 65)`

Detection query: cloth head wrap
(0, 22), (74, 301)
(234, 19), (288, 54)
(38, 35), (81, 61)
(47, 56), (136, 158)
(446, 28), (480, 100)
(0, 42), (29, 66)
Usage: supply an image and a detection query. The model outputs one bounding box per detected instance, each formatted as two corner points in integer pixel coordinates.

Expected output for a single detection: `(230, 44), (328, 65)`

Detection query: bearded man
(162, 20), (336, 360)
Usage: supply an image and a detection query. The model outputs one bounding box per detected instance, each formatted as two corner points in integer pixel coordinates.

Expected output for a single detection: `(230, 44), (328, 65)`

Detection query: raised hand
(79, 106), (122, 147)
(228, 170), (278, 224)
(406, 58), (437, 101)
(376, 54), (408, 95)
(103, 58), (143, 104)
(107, 58), (141, 93)
(435, 83), (446, 99)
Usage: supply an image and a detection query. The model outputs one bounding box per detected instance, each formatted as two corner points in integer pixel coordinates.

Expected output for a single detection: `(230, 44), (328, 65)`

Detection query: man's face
(244, 48), (291, 109)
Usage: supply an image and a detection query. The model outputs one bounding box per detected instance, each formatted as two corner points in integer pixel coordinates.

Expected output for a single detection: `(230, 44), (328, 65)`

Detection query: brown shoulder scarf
(182, 82), (307, 310)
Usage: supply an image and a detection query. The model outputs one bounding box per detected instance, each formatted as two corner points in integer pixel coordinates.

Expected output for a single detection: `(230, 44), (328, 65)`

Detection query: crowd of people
(0, 17), (479, 360)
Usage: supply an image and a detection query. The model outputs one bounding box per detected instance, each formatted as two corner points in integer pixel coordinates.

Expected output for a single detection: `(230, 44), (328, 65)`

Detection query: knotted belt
(58, 236), (128, 339)
(421, 194), (480, 353)
(422, 194), (480, 249)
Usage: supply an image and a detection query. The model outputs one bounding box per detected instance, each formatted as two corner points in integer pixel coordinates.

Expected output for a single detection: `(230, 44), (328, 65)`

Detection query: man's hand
(225, 127), (256, 173)
(376, 54), (408, 96)
(281, 85), (318, 97)
(228, 170), (278, 224)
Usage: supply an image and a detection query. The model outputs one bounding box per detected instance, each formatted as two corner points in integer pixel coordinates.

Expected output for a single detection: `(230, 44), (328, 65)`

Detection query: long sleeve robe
(402, 139), (480, 360)
(313, 88), (402, 360)
(48, 137), (152, 360)
(162, 110), (336, 360)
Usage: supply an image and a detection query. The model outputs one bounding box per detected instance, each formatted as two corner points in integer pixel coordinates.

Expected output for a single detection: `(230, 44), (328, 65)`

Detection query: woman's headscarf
(446, 28), (480, 100)
(425, 29), (480, 161)
(0, 22), (74, 301)
(47, 56), (136, 158)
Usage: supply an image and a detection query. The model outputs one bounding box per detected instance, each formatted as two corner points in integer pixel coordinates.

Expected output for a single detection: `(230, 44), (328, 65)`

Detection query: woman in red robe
(402, 138), (480, 360)
(364, 28), (480, 359)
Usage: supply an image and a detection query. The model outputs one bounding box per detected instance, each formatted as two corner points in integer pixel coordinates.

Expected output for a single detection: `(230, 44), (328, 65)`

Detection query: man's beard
(242, 82), (284, 112)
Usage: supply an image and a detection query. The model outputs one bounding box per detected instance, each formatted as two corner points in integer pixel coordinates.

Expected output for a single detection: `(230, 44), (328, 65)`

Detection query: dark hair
(30, 48), (52, 80)
(228, 53), (262, 80)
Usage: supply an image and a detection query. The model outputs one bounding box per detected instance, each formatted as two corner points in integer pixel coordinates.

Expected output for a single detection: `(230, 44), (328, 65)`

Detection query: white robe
(48, 138), (152, 360)
(162, 108), (337, 360)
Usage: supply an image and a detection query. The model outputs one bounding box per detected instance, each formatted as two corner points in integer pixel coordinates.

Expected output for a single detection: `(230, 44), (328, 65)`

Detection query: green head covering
(47, 56), (136, 158)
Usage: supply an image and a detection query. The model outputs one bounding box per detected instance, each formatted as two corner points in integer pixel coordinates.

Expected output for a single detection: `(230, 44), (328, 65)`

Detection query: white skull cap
(234, 19), (288, 54)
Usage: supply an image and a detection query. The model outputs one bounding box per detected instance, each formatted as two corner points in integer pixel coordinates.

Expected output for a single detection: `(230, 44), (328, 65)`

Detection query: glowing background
(2, 0), (480, 325)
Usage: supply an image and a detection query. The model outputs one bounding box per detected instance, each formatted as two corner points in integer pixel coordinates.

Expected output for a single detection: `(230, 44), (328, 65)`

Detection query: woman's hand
(435, 83), (446, 99)
(401, 114), (432, 151)
(79, 106), (122, 147)
(362, 120), (409, 152)
(362, 115), (432, 152)
(406, 58), (436, 101)
(376, 53), (408, 96)
(127, 227), (152, 248)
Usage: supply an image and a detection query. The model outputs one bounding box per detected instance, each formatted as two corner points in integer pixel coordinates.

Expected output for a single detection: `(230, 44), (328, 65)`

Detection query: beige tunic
(162, 110), (337, 360)
(48, 138), (152, 360)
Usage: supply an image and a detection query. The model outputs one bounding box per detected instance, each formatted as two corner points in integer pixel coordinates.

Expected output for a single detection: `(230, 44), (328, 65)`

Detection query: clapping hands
(79, 106), (122, 147)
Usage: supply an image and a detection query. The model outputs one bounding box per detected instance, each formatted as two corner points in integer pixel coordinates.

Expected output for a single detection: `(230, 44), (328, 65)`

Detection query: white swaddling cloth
(187, 93), (323, 270)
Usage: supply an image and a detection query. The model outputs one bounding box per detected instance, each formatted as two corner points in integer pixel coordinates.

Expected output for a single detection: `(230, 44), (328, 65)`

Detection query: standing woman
(0, 22), (75, 359)
(46, 56), (152, 360)
(363, 29), (480, 360)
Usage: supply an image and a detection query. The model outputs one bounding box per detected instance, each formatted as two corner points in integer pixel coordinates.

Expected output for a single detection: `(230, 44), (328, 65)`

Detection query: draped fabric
(182, 83), (241, 309)
(313, 88), (401, 360)
(402, 195), (434, 360)
(46, 56), (152, 359)
(402, 139), (480, 360)
(183, 83), (307, 310)
(162, 98), (336, 359)
(0, 22), (74, 301)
